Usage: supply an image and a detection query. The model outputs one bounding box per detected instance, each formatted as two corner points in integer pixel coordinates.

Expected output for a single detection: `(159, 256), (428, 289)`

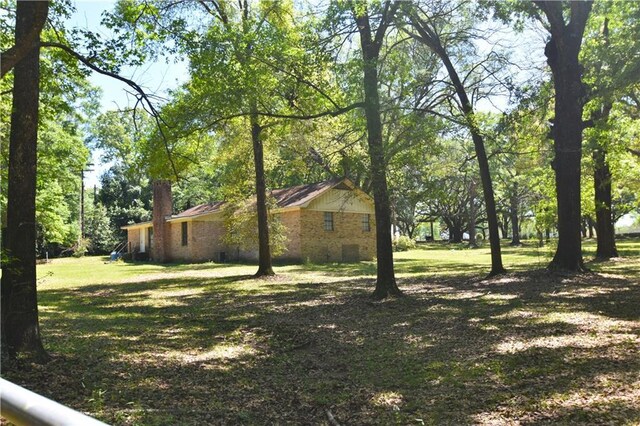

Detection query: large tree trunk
(499, 217), (508, 240)
(589, 17), (618, 260)
(509, 188), (521, 246)
(250, 108), (275, 277)
(0, 1), (48, 78)
(450, 226), (464, 244)
(1, 0), (50, 363)
(593, 145), (618, 259)
(354, 8), (401, 299)
(536, 1), (592, 271)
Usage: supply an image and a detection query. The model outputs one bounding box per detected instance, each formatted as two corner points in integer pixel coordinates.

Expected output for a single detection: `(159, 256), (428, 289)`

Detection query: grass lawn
(3, 239), (640, 425)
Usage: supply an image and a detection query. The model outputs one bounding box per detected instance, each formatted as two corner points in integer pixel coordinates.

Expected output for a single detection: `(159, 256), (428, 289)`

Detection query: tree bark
(535, 1), (592, 271)
(250, 107), (275, 277)
(593, 145), (619, 259)
(0, 1), (48, 78)
(589, 16), (618, 259)
(450, 226), (464, 243)
(354, 4), (401, 299)
(1, 0), (50, 363)
(499, 218), (508, 240)
(581, 217), (588, 239)
(509, 187), (521, 246)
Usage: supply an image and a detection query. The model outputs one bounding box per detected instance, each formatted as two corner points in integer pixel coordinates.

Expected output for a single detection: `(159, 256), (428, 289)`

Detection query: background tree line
(2, 0), (640, 360)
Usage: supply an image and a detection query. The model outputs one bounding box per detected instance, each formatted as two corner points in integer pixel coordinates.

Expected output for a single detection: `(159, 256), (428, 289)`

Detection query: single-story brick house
(122, 178), (376, 263)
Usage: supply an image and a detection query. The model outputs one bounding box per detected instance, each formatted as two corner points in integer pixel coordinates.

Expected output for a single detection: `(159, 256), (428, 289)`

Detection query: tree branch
(257, 102), (365, 120)
(248, 53), (343, 110)
(0, 1), (49, 78)
(40, 41), (180, 179)
(533, 1), (565, 38)
(374, 0), (400, 49)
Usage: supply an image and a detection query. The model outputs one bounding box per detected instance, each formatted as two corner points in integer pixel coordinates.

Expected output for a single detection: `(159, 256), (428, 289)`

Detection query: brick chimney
(152, 180), (172, 262)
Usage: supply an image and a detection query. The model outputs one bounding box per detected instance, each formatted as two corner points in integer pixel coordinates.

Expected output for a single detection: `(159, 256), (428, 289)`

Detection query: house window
(324, 212), (334, 231)
(181, 222), (188, 246)
(362, 214), (371, 232)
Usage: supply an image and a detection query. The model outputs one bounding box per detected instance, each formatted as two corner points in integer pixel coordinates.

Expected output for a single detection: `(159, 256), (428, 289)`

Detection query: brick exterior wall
(167, 221), (190, 261)
(164, 218), (250, 263)
(190, 220), (226, 261)
(299, 210), (376, 262)
(127, 228), (141, 253)
(152, 180), (172, 262)
(125, 226), (153, 260)
(126, 187), (376, 264)
(275, 210), (302, 261)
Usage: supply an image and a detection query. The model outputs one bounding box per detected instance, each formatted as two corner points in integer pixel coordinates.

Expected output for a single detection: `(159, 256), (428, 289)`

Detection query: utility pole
(80, 169), (84, 238)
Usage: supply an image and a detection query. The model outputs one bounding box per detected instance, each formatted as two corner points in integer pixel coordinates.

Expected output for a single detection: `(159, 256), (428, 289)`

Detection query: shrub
(393, 235), (416, 252)
(72, 238), (91, 258)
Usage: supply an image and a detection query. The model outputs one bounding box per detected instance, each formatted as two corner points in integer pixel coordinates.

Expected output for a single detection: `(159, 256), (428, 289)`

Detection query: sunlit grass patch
(536, 376), (640, 424)
(2, 238), (638, 425)
(371, 391), (404, 409)
(495, 332), (634, 354)
(176, 343), (259, 364)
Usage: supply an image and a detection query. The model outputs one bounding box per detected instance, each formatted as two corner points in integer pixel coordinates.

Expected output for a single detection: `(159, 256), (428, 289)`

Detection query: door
(140, 228), (146, 253)
(341, 244), (359, 262)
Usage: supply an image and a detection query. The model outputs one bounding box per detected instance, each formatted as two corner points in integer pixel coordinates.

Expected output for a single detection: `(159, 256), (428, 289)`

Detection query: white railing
(0, 378), (109, 426)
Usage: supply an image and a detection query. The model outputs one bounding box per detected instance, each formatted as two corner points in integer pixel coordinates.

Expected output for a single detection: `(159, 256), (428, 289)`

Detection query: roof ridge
(174, 177), (349, 218)
(270, 177), (343, 193)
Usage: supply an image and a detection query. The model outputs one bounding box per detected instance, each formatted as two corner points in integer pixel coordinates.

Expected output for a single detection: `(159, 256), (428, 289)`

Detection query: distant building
(122, 178), (376, 263)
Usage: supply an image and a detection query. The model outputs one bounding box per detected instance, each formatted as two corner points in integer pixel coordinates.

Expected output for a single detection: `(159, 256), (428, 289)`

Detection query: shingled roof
(172, 201), (227, 218)
(271, 177), (345, 208)
(168, 177), (354, 220)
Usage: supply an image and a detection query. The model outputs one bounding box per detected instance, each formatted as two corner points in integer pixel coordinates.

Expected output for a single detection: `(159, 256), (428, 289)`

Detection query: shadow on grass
(118, 259), (232, 272)
(4, 263), (638, 425)
(6, 242), (640, 425)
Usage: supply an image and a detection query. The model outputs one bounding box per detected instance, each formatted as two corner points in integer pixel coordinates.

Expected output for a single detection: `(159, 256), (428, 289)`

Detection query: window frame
(324, 212), (334, 231)
(362, 213), (371, 232)
(181, 222), (188, 246)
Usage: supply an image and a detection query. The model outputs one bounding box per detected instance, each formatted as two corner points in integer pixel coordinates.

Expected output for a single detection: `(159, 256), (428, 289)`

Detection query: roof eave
(292, 177), (352, 208)
(121, 221), (153, 230)
(166, 211), (222, 222)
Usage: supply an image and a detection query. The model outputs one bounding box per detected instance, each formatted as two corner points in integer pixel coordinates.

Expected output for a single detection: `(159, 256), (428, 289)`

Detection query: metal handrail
(112, 240), (128, 254)
(0, 378), (109, 426)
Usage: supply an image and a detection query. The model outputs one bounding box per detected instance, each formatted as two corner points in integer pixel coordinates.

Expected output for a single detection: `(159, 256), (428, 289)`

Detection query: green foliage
(579, 1), (640, 227)
(125, 0), (347, 185)
(222, 197), (288, 257)
(2, 107), (91, 249)
(97, 164), (152, 234)
(85, 203), (119, 254)
(582, 1), (640, 101)
(36, 119), (90, 246)
(392, 235), (416, 252)
(90, 110), (156, 181)
(492, 87), (556, 239)
(71, 238), (91, 258)
(1, 1), (96, 252)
